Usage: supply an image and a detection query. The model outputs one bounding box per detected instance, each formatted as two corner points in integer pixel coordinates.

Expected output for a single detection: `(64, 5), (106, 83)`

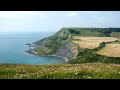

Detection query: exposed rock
(56, 42), (78, 62)
(27, 28), (78, 62)
(25, 43), (31, 45)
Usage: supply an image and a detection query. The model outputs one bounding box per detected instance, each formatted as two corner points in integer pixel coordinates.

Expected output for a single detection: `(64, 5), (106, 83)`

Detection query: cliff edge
(27, 28), (78, 62)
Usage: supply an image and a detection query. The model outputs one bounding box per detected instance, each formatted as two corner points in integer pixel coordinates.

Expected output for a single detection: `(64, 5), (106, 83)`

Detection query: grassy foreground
(0, 63), (120, 79)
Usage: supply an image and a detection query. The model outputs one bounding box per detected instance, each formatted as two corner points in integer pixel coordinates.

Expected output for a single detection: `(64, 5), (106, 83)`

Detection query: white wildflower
(75, 72), (78, 75)
(88, 77), (91, 79)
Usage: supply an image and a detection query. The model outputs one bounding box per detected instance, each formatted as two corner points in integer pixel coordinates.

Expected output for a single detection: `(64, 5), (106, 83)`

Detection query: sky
(0, 11), (120, 32)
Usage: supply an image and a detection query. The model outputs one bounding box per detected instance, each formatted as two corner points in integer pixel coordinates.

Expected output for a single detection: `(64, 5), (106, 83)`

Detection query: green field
(0, 63), (120, 79)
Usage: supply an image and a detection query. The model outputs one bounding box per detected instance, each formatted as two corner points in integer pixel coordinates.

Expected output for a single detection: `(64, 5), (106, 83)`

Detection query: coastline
(39, 54), (69, 64)
(40, 54), (69, 64)
(26, 50), (68, 64)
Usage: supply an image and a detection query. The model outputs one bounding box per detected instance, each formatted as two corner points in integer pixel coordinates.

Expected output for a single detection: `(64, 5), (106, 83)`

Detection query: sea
(0, 32), (64, 65)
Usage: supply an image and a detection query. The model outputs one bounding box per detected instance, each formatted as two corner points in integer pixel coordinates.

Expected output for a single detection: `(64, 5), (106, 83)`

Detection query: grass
(98, 44), (120, 57)
(72, 36), (120, 57)
(67, 27), (120, 37)
(69, 47), (120, 64)
(110, 32), (120, 37)
(0, 63), (120, 79)
(110, 32), (120, 41)
(2, 28), (120, 79)
(67, 28), (108, 37)
(72, 36), (118, 49)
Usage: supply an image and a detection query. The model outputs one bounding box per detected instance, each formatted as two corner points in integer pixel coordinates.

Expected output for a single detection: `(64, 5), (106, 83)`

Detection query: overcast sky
(0, 11), (120, 32)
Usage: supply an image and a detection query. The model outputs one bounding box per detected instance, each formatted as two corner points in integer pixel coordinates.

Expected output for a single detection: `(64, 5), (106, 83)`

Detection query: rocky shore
(26, 49), (68, 63)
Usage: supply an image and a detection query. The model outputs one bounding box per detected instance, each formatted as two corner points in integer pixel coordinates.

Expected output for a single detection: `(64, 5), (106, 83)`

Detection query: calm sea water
(0, 32), (64, 65)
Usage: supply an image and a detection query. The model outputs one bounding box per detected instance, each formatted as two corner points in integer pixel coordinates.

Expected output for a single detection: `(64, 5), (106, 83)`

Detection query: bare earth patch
(72, 36), (118, 49)
(98, 44), (120, 57)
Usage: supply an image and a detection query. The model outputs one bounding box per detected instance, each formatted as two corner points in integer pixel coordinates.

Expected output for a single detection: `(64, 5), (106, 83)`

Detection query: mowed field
(98, 44), (120, 57)
(72, 36), (118, 49)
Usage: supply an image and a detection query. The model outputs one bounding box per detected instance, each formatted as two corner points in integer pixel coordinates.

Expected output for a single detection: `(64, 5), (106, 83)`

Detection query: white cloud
(90, 13), (113, 27)
(79, 11), (102, 14)
(66, 11), (102, 17)
(0, 11), (47, 20)
(0, 11), (49, 32)
(0, 11), (119, 32)
(66, 11), (77, 16)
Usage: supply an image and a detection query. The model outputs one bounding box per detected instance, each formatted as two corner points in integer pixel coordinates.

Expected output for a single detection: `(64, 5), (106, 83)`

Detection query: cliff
(27, 28), (78, 62)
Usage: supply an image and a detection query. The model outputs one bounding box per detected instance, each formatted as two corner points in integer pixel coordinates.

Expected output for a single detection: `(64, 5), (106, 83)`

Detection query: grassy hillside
(0, 63), (120, 79)
(67, 27), (120, 37)
(69, 42), (120, 64)
(110, 32), (120, 37)
(32, 29), (71, 55)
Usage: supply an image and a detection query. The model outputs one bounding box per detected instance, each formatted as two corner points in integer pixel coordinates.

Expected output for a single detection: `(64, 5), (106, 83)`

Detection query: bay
(0, 32), (64, 65)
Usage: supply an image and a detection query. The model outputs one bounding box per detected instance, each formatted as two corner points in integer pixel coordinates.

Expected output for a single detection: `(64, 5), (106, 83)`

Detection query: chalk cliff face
(27, 28), (78, 62)
(56, 42), (78, 62)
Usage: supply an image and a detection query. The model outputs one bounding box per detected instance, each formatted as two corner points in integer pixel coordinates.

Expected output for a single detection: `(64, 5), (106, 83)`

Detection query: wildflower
(75, 72), (78, 75)
(23, 75), (26, 76)
(88, 77), (91, 79)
